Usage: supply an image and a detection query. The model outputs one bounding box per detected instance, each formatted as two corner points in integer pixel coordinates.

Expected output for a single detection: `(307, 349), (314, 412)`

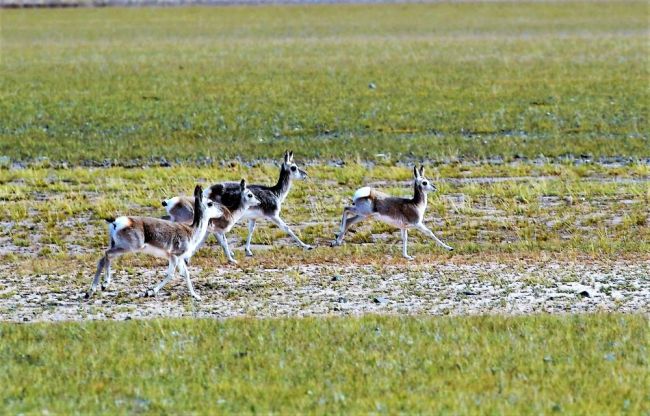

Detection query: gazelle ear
(413, 166), (419, 178)
(284, 150), (290, 163)
(419, 165), (425, 177)
(289, 150), (294, 162)
(194, 185), (202, 198)
(240, 179), (246, 191)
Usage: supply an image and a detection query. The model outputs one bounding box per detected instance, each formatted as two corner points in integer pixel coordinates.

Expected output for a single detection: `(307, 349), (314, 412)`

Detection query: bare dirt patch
(1, 259), (647, 322)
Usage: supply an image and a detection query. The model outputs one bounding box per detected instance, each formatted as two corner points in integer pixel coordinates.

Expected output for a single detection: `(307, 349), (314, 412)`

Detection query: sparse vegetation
(1, 163), (648, 268)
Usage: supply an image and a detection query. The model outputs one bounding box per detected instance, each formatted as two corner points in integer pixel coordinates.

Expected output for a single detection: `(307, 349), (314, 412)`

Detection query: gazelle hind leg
(245, 219), (256, 257)
(86, 256), (106, 298)
(415, 223), (453, 251)
(270, 215), (313, 250)
(332, 206), (355, 246)
(87, 247), (127, 298)
(341, 214), (364, 238)
(401, 228), (414, 260)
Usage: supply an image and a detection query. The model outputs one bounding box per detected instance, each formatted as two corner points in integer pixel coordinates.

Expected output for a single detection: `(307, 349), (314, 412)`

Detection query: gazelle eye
(207, 202), (213, 207)
(422, 181), (428, 186)
(248, 193), (253, 198)
(290, 166), (297, 171)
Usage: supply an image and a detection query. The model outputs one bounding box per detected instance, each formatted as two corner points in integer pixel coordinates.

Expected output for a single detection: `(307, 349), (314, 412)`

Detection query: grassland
(1, 2), (648, 164)
(1, 314), (648, 413)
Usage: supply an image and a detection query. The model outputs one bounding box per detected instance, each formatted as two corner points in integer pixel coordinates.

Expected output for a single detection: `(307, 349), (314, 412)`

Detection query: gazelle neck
(190, 207), (211, 249)
(273, 165), (292, 196)
(413, 183), (427, 206)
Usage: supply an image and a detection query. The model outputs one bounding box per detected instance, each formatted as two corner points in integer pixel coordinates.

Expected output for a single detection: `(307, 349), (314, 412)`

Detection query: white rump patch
(111, 216), (131, 232)
(109, 216), (131, 242)
(163, 197), (181, 215)
(353, 187), (372, 202)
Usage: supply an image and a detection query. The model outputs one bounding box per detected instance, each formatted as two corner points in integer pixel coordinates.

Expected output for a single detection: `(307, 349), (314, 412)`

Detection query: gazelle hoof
(191, 294), (202, 301)
(84, 291), (92, 299)
(228, 259), (238, 265)
(330, 240), (341, 247)
(245, 251), (253, 257)
(100, 284), (108, 291)
(404, 255), (415, 261)
(145, 289), (156, 297)
(304, 245), (314, 250)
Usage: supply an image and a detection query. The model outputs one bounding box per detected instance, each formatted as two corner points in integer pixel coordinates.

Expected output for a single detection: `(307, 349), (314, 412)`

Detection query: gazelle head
(192, 185), (223, 226)
(413, 165), (437, 193)
(239, 179), (261, 208)
(283, 150), (307, 180)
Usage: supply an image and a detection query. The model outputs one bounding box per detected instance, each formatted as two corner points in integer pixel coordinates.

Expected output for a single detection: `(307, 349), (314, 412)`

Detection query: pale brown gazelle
(87, 185), (223, 300)
(162, 179), (261, 264)
(331, 166), (453, 260)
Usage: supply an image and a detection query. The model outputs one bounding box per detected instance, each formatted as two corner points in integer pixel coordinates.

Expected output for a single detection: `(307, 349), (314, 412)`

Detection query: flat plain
(0, 2), (648, 413)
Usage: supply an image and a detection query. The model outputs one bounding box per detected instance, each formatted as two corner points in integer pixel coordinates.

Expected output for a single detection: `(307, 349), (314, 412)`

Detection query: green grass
(1, 314), (647, 414)
(1, 2), (648, 164)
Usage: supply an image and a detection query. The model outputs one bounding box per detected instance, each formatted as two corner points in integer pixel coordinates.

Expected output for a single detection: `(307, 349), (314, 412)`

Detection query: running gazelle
(87, 185), (223, 300)
(163, 179), (261, 264)
(331, 165), (453, 259)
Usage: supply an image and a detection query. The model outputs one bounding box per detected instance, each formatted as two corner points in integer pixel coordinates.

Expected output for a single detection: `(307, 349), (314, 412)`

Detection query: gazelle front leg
(245, 219), (256, 257)
(178, 260), (201, 301)
(401, 228), (414, 260)
(415, 223), (453, 251)
(215, 232), (237, 264)
(269, 214), (313, 250)
(149, 255), (179, 297)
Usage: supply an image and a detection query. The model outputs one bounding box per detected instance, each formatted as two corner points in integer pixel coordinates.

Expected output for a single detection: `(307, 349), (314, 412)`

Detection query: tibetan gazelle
(163, 179), (261, 264)
(331, 166), (453, 259)
(87, 185), (223, 300)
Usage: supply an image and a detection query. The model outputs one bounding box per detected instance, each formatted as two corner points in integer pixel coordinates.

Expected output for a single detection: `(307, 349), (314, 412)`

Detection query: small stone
(368, 82), (376, 89)
(331, 275), (342, 282)
(579, 290), (591, 298)
(463, 290), (478, 296)
(373, 297), (388, 305)
(337, 297), (347, 303)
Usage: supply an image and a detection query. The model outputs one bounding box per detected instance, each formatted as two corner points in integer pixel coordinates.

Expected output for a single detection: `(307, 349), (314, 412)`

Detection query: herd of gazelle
(87, 151), (453, 300)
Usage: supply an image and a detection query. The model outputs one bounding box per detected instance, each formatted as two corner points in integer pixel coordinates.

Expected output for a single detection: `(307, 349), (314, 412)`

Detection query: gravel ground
(1, 260), (647, 322)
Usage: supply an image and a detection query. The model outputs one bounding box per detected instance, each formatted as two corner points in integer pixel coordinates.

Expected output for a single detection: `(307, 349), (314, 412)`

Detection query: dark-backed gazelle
(87, 185), (223, 300)
(239, 150), (313, 256)
(164, 151), (312, 260)
(331, 166), (453, 259)
(163, 179), (261, 264)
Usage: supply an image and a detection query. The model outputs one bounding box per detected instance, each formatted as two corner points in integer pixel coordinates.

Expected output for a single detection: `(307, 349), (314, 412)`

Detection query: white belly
(242, 208), (267, 220)
(140, 244), (170, 259)
(374, 214), (407, 229)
